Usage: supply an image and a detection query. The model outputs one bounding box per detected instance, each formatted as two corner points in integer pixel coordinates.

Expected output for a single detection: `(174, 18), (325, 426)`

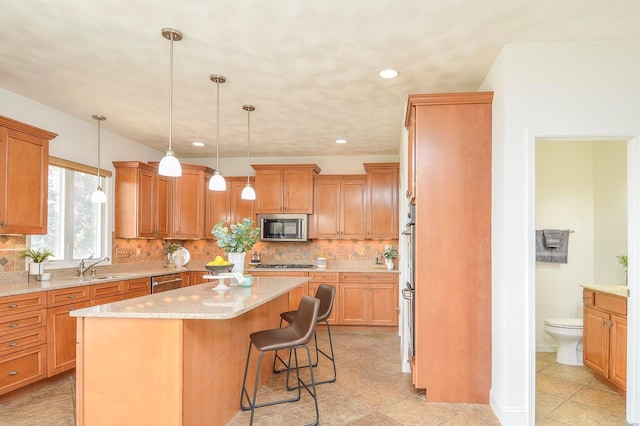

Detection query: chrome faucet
(78, 255), (110, 277)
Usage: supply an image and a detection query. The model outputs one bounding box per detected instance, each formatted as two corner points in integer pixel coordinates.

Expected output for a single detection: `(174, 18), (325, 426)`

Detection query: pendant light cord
(96, 119), (101, 186)
(216, 78), (220, 169)
(168, 34), (174, 152)
(246, 107), (251, 183)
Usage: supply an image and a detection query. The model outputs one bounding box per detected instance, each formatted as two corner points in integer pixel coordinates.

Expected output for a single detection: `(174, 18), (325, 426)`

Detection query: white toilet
(544, 318), (584, 366)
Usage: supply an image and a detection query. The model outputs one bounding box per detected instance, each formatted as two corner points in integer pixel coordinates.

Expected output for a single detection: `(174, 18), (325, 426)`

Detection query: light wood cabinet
(46, 286), (91, 377)
(311, 176), (367, 239)
(249, 271), (310, 310)
(365, 163), (399, 239)
(308, 272), (339, 324)
(122, 278), (151, 300)
(170, 163), (213, 239)
(338, 273), (398, 326)
(0, 116), (56, 235)
(405, 92), (492, 403)
(583, 289), (627, 392)
(253, 164), (320, 214)
(113, 161), (170, 238)
(205, 177), (255, 238)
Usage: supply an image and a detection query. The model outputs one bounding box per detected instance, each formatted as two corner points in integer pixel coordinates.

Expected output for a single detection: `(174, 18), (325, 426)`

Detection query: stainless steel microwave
(258, 214), (308, 242)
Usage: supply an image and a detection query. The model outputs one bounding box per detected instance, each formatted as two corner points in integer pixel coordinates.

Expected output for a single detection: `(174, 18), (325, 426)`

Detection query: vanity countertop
(581, 283), (628, 298)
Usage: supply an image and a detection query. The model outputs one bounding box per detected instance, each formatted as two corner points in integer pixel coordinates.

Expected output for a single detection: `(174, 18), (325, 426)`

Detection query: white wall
(481, 41), (640, 425)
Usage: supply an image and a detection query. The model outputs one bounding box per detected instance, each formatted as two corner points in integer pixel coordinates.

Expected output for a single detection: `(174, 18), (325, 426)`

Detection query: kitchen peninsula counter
(72, 276), (309, 426)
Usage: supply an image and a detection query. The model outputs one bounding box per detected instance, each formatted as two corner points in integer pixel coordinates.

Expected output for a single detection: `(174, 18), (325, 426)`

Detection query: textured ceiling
(1, 1), (640, 158)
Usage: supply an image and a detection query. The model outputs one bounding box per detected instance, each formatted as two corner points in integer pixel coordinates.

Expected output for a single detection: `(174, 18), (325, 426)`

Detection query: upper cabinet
(364, 163), (399, 239)
(170, 164), (213, 239)
(114, 161), (170, 238)
(311, 175), (367, 239)
(205, 176), (255, 238)
(253, 164), (320, 214)
(0, 116), (57, 235)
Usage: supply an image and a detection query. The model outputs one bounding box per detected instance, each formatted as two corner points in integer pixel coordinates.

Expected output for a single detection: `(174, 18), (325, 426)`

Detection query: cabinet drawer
(594, 292), (626, 316)
(0, 327), (46, 356)
(340, 272), (397, 284)
(583, 290), (595, 307)
(0, 292), (46, 316)
(90, 294), (124, 306)
(0, 309), (47, 335)
(123, 278), (150, 294)
(90, 281), (123, 299)
(48, 286), (90, 307)
(309, 272), (339, 282)
(0, 344), (47, 396)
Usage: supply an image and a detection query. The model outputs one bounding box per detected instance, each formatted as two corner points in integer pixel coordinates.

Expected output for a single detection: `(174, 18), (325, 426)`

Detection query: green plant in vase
(384, 245), (398, 270)
(617, 254), (628, 284)
(21, 248), (54, 279)
(212, 218), (260, 274)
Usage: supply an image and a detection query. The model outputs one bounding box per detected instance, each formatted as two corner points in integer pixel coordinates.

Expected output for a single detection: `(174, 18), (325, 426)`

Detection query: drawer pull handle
(8, 303), (18, 308)
(67, 295), (75, 299)
(601, 319), (606, 326)
(8, 342), (18, 347)
(9, 323), (18, 328)
(9, 370), (18, 376)
(68, 307), (75, 311)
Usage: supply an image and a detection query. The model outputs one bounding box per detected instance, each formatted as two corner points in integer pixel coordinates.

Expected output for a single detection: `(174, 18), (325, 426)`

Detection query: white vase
(227, 252), (246, 274)
(29, 263), (44, 275)
(386, 259), (394, 270)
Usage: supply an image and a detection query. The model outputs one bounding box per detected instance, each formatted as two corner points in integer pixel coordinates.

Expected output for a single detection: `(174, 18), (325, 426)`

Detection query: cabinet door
(155, 174), (171, 238)
(138, 168), (156, 237)
(205, 179), (230, 237)
(0, 128), (49, 234)
(190, 271), (209, 286)
(341, 177), (367, 239)
(255, 169), (283, 213)
(47, 300), (91, 376)
(312, 177), (340, 238)
(172, 168), (205, 238)
(339, 283), (367, 325)
(365, 164), (399, 239)
(230, 178), (255, 225)
(609, 314), (627, 390)
(369, 283), (398, 326)
(0, 345), (47, 396)
(283, 169), (314, 213)
(309, 282), (338, 324)
(583, 306), (609, 377)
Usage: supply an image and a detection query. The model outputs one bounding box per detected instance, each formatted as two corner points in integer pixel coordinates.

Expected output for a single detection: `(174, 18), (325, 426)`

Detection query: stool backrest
(291, 295), (320, 345)
(315, 284), (336, 322)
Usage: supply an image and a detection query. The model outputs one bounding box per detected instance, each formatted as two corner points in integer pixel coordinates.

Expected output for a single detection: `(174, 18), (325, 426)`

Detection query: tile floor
(0, 329), (627, 425)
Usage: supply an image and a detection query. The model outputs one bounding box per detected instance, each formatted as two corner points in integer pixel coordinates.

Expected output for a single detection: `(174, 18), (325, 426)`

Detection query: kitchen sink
(74, 274), (136, 282)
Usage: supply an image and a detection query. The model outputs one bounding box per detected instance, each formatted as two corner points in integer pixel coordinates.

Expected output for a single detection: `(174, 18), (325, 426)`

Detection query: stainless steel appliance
(402, 202), (416, 357)
(258, 214), (308, 242)
(254, 263), (315, 269)
(151, 273), (183, 293)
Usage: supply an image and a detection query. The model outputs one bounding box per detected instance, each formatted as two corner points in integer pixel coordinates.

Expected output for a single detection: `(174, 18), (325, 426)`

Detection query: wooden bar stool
(240, 295), (321, 425)
(273, 284), (337, 389)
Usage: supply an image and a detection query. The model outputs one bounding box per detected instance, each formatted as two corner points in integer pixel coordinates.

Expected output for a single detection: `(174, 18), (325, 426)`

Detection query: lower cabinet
(583, 289), (627, 392)
(338, 273), (398, 326)
(250, 271), (309, 311)
(0, 345), (47, 395)
(46, 300), (91, 376)
(122, 278), (151, 300)
(308, 272), (339, 324)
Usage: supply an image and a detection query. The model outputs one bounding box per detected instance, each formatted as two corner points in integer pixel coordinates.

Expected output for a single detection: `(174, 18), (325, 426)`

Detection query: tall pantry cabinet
(405, 92), (492, 403)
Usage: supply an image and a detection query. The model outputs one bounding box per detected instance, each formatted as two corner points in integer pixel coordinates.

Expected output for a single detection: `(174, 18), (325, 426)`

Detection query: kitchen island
(70, 275), (309, 426)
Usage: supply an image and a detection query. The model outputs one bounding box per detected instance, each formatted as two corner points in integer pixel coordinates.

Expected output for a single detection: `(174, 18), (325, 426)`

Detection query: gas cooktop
(254, 263), (315, 269)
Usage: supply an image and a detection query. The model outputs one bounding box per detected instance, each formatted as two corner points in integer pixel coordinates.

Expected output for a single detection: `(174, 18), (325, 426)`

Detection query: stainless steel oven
(402, 202), (416, 357)
(151, 273), (183, 293)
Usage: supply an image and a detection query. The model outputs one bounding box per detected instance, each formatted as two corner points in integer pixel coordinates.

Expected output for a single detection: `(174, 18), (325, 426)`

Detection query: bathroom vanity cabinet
(582, 289), (627, 393)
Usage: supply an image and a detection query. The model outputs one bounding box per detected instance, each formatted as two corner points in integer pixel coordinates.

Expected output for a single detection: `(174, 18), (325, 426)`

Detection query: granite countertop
(0, 260), (399, 298)
(70, 276), (308, 320)
(581, 283), (629, 298)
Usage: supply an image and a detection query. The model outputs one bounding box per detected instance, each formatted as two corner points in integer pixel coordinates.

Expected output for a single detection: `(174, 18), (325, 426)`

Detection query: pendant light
(91, 115), (107, 203)
(241, 104), (256, 200)
(158, 28), (183, 177)
(208, 74), (227, 191)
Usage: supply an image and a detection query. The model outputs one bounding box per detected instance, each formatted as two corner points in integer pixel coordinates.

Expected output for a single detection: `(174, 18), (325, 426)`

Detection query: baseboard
(490, 388), (531, 425)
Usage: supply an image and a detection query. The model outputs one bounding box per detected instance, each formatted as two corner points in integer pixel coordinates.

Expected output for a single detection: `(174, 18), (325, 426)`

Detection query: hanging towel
(542, 229), (563, 248)
(536, 229), (570, 263)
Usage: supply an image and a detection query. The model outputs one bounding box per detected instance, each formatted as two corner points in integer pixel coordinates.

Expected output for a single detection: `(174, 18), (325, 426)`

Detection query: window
(30, 164), (110, 268)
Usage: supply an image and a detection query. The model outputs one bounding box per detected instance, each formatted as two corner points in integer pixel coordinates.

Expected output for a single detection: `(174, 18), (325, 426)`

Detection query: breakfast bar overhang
(71, 276), (309, 426)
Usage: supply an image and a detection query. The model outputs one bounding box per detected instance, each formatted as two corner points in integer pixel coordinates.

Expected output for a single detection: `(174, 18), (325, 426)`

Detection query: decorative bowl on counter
(205, 264), (234, 275)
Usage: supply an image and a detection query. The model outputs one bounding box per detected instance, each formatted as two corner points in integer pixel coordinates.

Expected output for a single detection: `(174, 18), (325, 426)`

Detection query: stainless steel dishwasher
(150, 273), (183, 293)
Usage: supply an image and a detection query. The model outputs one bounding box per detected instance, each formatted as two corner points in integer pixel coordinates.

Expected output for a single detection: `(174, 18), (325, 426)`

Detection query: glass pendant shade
(91, 114), (107, 204)
(91, 186), (107, 203)
(209, 170), (227, 191)
(158, 149), (182, 177)
(241, 182), (256, 200)
(158, 28), (183, 177)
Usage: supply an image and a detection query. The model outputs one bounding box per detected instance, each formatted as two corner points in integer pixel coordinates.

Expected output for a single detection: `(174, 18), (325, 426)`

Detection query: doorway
(534, 138), (627, 423)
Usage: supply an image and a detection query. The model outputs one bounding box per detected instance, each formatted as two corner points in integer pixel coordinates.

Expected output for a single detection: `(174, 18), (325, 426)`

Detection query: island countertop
(70, 276), (309, 320)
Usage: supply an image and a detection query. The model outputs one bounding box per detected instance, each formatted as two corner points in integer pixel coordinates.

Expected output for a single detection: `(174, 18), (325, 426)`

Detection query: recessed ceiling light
(192, 141), (205, 147)
(336, 139), (347, 144)
(379, 69), (398, 79)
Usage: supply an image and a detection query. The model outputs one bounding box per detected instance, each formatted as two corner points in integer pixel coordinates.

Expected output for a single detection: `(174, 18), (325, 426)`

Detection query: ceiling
(1, 1), (640, 159)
